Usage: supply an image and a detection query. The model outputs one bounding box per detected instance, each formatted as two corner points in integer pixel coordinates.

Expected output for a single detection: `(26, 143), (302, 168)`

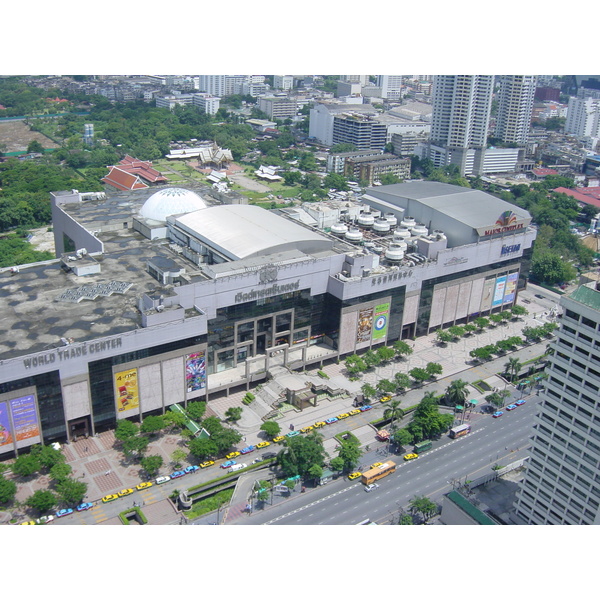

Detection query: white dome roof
(140, 187), (207, 223)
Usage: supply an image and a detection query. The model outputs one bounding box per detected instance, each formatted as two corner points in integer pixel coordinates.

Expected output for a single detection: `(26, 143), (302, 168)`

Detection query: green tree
(323, 172), (349, 191)
(277, 435), (326, 478)
(384, 399), (404, 431)
(307, 464), (323, 484)
(121, 436), (149, 459)
(330, 143), (357, 153)
(394, 373), (412, 394)
(409, 495), (438, 521)
(379, 173), (401, 185)
(376, 378), (396, 395)
(399, 513), (414, 525)
(448, 325), (466, 338)
(171, 449), (187, 469)
(473, 317), (489, 331)
(409, 367), (430, 385)
(140, 454), (164, 477)
(30, 444), (65, 470)
(361, 383), (377, 400)
(376, 345), (396, 363)
(188, 437), (219, 461)
(445, 379), (470, 408)
(436, 329), (453, 345)
(510, 305), (528, 318)
(0, 475), (17, 505)
(115, 419), (139, 441)
(164, 410), (187, 430)
(393, 340), (413, 360)
(531, 251), (576, 285)
(363, 349), (381, 369)
(329, 456), (345, 472)
(391, 428), (413, 448)
(260, 421), (281, 439)
(504, 357), (522, 382)
(336, 439), (362, 472)
(140, 415), (166, 435)
(26, 140), (44, 154)
(425, 362), (443, 379)
(55, 477), (88, 505)
(50, 462), (73, 481)
(26, 489), (57, 514)
(11, 453), (41, 477)
(224, 406), (243, 423)
(345, 354), (367, 376)
(185, 401), (207, 423)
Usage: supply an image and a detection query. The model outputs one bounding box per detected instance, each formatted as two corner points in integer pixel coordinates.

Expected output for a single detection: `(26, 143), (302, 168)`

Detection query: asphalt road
(237, 394), (540, 525)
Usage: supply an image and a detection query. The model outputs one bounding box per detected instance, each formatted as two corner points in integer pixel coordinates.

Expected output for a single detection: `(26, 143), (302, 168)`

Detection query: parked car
(102, 494), (119, 503)
(337, 413), (350, 419)
(155, 476), (171, 484)
(199, 461), (214, 468)
(515, 399), (526, 406)
(170, 471), (186, 479)
(349, 409), (361, 416)
(226, 451), (241, 460)
(241, 446), (256, 454)
(380, 396), (391, 403)
(273, 436), (285, 443)
(135, 482), (153, 490)
(314, 421), (326, 428)
(359, 405), (372, 412)
(221, 460), (237, 469)
(184, 465), (199, 473)
(256, 441), (270, 449)
(55, 508), (74, 518)
(36, 514), (55, 524)
(286, 431), (300, 438)
(506, 404), (517, 411)
(118, 488), (134, 497)
(76, 502), (94, 511)
(325, 417), (338, 424)
(300, 426), (313, 433)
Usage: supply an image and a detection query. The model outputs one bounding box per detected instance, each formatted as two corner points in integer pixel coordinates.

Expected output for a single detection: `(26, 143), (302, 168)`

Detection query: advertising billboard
(0, 403), (14, 448)
(185, 352), (206, 393)
(115, 368), (140, 413)
(356, 308), (374, 344)
(503, 272), (519, 304)
(480, 278), (495, 312)
(372, 303), (390, 340)
(9, 394), (40, 442)
(492, 275), (507, 308)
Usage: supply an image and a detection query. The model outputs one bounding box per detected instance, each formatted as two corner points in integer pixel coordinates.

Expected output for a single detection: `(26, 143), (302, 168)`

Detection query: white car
(364, 483), (379, 492)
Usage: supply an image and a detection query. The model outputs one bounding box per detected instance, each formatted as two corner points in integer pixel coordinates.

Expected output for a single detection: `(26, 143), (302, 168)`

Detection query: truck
(413, 440), (432, 453)
(449, 423), (471, 439)
(361, 461), (396, 485)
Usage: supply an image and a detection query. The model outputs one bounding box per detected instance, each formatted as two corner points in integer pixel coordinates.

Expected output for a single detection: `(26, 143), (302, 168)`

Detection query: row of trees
(345, 340), (413, 377)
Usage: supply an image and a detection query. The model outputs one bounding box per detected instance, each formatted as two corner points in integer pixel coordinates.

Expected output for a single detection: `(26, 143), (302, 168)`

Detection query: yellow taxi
(349, 409), (361, 416)
(200, 460), (215, 468)
(135, 482), (153, 491)
(118, 488), (134, 497)
(102, 494), (119, 503)
(21, 520), (36, 525)
(226, 451), (241, 460)
(273, 436), (285, 443)
(337, 413), (350, 419)
(256, 441), (270, 449)
(403, 453), (419, 461)
(348, 472), (362, 480)
(380, 396), (392, 403)
(369, 462), (383, 470)
(300, 425), (314, 433)
(314, 421), (326, 428)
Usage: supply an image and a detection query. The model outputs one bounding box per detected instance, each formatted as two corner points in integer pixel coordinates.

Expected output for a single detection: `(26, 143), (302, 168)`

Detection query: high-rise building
(429, 75), (494, 176)
(514, 283), (600, 525)
(377, 75), (403, 100)
(565, 96), (600, 139)
(495, 75), (537, 145)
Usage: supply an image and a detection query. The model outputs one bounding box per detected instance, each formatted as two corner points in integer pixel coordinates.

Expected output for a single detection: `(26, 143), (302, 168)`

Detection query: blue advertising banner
(492, 275), (507, 308)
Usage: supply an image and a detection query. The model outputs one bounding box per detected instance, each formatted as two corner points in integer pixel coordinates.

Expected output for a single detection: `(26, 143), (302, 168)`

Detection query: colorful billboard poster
(115, 368), (140, 413)
(186, 352), (206, 393)
(356, 308), (374, 343)
(9, 395), (40, 441)
(492, 275), (507, 308)
(480, 278), (494, 312)
(0, 403), (14, 448)
(503, 272), (519, 304)
(372, 302), (390, 340)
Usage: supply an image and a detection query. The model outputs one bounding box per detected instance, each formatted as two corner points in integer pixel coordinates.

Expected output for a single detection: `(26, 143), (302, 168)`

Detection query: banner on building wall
(492, 275), (507, 308)
(372, 303), (390, 340)
(9, 394), (40, 442)
(480, 278), (494, 312)
(185, 352), (206, 393)
(356, 308), (374, 344)
(115, 368), (140, 413)
(0, 403), (13, 448)
(503, 272), (519, 304)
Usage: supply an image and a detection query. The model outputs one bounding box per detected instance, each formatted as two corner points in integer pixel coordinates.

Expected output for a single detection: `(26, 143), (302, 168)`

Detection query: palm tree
(504, 357), (522, 382)
(384, 400), (404, 432)
(445, 379), (470, 408)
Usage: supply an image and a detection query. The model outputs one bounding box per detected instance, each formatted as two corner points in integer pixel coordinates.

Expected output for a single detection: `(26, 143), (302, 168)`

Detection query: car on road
(492, 411), (504, 418)
(226, 451), (241, 460)
(170, 471), (186, 479)
(273, 436), (285, 443)
(314, 421), (326, 428)
(36, 515), (55, 524)
(21, 520), (36, 525)
(380, 396), (392, 403)
(221, 460), (237, 469)
(515, 399), (526, 406)
(337, 413), (350, 419)
(348, 472), (361, 480)
(534, 294), (544, 299)
(359, 405), (372, 412)
(199, 461), (215, 468)
(256, 441), (270, 449)
(56, 508), (74, 518)
(155, 476), (171, 484)
(325, 417), (338, 424)
(364, 483), (379, 492)
(370, 462), (383, 470)
(403, 453), (419, 461)
(349, 409), (361, 416)
(76, 502), (94, 512)
(300, 426), (313, 433)
(286, 431), (300, 438)
(184, 465), (200, 473)
(522, 298), (531, 304)
(506, 404), (517, 411)
(118, 488), (134, 497)
(102, 494), (119, 503)
(135, 482), (153, 491)
(241, 446), (255, 454)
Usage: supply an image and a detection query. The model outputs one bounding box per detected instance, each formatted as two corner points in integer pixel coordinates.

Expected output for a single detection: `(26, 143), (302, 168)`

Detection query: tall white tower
(377, 75), (403, 100)
(495, 75), (537, 145)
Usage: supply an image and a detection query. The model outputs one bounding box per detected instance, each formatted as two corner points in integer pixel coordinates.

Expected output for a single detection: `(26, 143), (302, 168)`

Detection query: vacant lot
(0, 120), (59, 153)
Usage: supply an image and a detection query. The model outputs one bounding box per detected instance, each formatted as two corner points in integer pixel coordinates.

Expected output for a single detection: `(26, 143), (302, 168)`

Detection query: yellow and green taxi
(349, 409), (361, 416)
(21, 520), (36, 525)
(403, 453), (419, 461)
(348, 472), (362, 480)
(369, 462), (383, 470)
(273, 435), (285, 443)
(380, 395), (392, 403)
(135, 482), (153, 491)
(226, 451), (241, 460)
(118, 488), (134, 497)
(200, 460), (215, 468)
(337, 413), (350, 419)
(256, 441), (270, 449)
(314, 421), (326, 428)
(300, 425), (314, 433)
(102, 494), (119, 503)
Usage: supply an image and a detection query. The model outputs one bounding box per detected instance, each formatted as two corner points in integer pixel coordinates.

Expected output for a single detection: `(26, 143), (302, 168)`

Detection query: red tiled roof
(117, 155), (167, 183)
(532, 167), (558, 177)
(554, 187), (600, 209)
(102, 166), (148, 191)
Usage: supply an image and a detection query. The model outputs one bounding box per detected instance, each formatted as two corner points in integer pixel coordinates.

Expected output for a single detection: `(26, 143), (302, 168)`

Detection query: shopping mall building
(0, 182), (536, 455)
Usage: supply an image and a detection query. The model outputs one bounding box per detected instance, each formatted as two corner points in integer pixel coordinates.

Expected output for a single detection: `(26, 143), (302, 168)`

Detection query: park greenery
(277, 433), (327, 478)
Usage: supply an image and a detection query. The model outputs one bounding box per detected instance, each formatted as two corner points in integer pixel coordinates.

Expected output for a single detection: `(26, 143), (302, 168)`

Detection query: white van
(229, 463), (247, 473)
(155, 476), (171, 484)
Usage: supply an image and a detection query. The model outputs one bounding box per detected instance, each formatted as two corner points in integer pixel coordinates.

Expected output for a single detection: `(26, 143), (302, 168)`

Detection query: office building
(332, 113), (387, 151)
(495, 75), (537, 145)
(429, 75), (494, 176)
(0, 182), (535, 454)
(309, 103), (379, 146)
(258, 97), (298, 120)
(565, 96), (600, 139)
(273, 75), (294, 91)
(514, 283), (600, 525)
(377, 75), (403, 100)
(343, 154), (411, 185)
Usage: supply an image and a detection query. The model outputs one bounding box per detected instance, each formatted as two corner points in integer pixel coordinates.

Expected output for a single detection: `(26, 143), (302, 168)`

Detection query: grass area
(472, 380), (492, 393)
(185, 488), (235, 519)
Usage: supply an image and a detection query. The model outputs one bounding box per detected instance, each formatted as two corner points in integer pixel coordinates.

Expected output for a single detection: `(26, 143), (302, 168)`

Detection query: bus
(361, 461), (396, 485)
(449, 423), (471, 438)
(413, 440), (432, 453)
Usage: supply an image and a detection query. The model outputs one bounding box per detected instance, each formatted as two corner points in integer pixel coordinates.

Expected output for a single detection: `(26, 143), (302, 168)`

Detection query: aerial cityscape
(1, 73), (600, 535)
